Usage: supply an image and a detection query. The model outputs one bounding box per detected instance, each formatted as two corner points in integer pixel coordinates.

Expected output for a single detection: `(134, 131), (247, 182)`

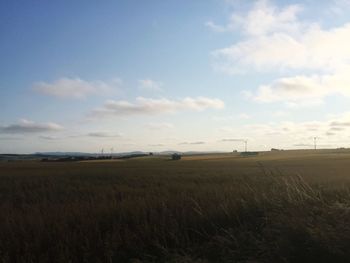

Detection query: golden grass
(1, 151), (350, 262)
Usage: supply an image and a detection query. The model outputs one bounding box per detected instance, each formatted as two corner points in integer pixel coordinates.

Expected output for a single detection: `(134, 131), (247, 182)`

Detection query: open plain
(1, 149), (350, 262)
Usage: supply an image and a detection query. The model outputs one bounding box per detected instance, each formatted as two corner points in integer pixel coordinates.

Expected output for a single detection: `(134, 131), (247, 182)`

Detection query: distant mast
(314, 137), (317, 150)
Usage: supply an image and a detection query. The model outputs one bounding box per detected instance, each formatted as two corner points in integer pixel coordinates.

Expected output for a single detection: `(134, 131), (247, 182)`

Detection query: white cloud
(208, 0), (302, 36)
(253, 68), (350, 106)
(138, 79), (163, 92)
(0, 119), (63, 134)
(209, 0), (350, 106)
(212, 1), (350, 73)
(236, 0), (302, 36)
(214, 23), (350, 73)
(33, 77), (121, 99)
(90, 97), (224, 117)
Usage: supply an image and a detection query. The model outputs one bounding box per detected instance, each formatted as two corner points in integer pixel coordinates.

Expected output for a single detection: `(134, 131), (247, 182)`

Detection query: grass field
(1, 150), (350, 262)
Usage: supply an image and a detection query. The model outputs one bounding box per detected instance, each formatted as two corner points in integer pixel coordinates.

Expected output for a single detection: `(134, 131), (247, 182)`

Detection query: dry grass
(1, 152), (350, 262)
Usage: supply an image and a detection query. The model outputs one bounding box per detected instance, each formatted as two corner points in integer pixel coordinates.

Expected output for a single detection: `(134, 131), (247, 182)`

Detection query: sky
(2, 0), (350, 154)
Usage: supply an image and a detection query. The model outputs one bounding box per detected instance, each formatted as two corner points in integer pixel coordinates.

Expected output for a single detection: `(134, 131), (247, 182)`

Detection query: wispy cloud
(38, 135), (60, 140)
(33, 77), (121, 99)
(0, 119), (63, 134)
(330, 121), (350, 127)
(148, 144), (164, 147)
(145, 122), (174, 130)
(329, 127), (345, 131)
(221, 138), (246, 142)
(138, 79), (163, 92)
(179, 141), (206, 145)
(90, 97), (224, 117)
(87, 132), (122, 138)
(205, 21), (226, 32)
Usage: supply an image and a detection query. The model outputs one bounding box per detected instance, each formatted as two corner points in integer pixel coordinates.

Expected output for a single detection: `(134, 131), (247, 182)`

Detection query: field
(1, 150), (350, 262)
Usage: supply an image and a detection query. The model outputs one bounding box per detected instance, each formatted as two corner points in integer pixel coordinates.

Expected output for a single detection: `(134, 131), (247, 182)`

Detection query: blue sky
(2, 0), (350, 153)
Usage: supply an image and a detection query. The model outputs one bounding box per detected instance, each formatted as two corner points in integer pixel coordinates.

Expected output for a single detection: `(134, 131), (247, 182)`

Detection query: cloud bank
(91, 97), (224, 117)
(212, 1), (350, 73)
(210, 0), (350, 106)
(33, 77), (121, 99)
(0, 119), (63, 134)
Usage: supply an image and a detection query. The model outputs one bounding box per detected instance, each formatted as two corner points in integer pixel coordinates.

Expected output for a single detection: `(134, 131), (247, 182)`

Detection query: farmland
(1, 149), (350, 262)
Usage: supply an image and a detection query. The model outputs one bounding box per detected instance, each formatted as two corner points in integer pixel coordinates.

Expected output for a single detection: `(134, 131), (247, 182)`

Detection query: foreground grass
(1, 157), (350, 262)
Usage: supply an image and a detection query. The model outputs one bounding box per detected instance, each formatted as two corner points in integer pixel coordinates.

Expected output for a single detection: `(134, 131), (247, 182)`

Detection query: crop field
(1, 150), (350, 262)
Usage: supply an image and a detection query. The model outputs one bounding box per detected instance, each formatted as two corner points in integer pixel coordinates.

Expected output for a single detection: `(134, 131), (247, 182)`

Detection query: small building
(171, 153), (181, 160)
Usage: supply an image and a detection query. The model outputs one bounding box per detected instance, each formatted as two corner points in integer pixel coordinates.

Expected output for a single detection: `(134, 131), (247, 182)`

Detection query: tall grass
(1, 160), (350, 262)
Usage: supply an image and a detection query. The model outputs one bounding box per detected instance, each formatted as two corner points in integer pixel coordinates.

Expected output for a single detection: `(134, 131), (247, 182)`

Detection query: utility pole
(314, 137), (317, 150)
(244, 140), (248, 152)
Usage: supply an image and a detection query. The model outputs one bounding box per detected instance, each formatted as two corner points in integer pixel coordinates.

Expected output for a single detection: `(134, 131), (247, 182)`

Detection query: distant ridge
(34, 151), (146, 157)
(0, 150), (229, 161)
(34, 150), (227, 156)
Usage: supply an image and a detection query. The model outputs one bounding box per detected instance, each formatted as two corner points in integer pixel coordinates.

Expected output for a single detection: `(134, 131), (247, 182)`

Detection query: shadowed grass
(1, 158), (350, 262)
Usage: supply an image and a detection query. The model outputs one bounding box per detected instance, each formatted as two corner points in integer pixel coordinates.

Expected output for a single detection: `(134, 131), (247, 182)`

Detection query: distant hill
(0, 150), (229, 161)
(35, 150), (227, 157)
(35, 152), (96, 156)
(34, 151), (146, 157)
